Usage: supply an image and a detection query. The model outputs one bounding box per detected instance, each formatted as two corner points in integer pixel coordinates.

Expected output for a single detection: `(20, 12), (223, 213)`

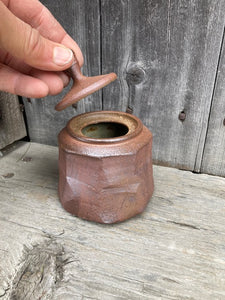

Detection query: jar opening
(81, 122), (129, 139)
(67, 111), (143, 143)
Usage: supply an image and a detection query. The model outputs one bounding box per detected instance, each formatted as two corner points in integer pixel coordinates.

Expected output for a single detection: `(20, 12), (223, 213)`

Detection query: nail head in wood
(179, 111), (186, 121)
(72, 103), (78, 110)
(126, 106), (133, 114)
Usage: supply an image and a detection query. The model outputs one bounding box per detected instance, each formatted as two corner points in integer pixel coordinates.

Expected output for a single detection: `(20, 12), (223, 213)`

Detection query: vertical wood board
(201, 29), (225, 176)
(0, 92), (26, 150)
(23, 0), (101, 146)
(21, 0), (225, 175)
(101, 0), (225, 171)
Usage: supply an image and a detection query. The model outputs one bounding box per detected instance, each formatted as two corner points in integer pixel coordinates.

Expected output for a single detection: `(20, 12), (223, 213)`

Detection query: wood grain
(101, 0), (225, 172)
(21, 0), (225, 175)
(23, 0), (102, 146)
(0, 142), (225, 299)
(0, 92), (26, 150)
(201, 29), (225, 176)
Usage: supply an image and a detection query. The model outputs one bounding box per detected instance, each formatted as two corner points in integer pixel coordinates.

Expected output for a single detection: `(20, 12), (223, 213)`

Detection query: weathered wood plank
(23, 0), (102, 145)
(0, 142), (225, 299)
(101, 0), (225, 172)
(21, 0), (225, 176)
(201, 29), (225, 176)
(0, 92), (26, 150)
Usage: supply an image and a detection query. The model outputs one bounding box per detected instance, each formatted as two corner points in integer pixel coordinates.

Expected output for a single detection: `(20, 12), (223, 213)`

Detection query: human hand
(0, 0), (84, 98)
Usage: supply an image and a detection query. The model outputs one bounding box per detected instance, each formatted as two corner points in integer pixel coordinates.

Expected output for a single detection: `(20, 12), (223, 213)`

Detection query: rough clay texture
(58, 116), (154, 224)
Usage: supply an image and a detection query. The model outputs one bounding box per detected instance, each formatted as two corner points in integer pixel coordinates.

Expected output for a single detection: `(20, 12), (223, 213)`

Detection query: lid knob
(55, 51), (117, 111)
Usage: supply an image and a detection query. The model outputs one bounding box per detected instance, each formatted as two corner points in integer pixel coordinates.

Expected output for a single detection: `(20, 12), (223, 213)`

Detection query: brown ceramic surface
(55, 53), (117, 111)
(58, 111), (154, 224)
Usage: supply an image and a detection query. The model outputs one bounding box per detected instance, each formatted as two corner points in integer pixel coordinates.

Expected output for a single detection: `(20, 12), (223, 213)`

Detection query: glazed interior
(67, 111), (143, 143)
(81, 122), (129, 138)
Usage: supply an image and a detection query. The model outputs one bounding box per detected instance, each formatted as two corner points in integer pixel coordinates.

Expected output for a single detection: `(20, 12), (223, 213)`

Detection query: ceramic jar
(58, 111), (154, 224)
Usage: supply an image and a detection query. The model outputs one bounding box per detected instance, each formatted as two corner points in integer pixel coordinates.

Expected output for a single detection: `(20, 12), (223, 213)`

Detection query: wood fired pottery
(58, 111), (154, 223)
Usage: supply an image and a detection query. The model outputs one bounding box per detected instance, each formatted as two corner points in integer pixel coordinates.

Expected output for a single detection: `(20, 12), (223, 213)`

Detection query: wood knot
(126, 66), (145, 85)
(21, 157), (32, 162)
(2, 173), (14, 179)
(10, 240), (66, 300)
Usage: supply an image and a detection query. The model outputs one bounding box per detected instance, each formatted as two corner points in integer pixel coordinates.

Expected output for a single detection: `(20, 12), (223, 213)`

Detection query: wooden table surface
(0, 142), (225, 300)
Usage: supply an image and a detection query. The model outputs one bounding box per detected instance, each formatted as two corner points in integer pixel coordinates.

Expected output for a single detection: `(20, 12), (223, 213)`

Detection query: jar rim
(67, 111), (143, 143)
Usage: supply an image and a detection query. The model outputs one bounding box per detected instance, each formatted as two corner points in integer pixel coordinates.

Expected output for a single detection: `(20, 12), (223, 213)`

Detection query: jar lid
(55, 54), (117, 111)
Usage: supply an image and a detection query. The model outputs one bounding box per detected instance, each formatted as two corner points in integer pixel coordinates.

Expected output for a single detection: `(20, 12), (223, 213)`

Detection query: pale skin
(0, 0), (84, 98)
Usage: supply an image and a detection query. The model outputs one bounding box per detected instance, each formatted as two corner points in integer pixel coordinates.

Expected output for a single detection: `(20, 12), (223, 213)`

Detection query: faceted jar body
(58, 111), (154, 224)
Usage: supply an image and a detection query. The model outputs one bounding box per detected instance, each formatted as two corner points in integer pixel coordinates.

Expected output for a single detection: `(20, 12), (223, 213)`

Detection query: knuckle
(24, 27), (42, 58)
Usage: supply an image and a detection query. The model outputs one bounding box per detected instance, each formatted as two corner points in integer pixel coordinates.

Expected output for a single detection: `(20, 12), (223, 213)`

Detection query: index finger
(1, 0), (84, 66)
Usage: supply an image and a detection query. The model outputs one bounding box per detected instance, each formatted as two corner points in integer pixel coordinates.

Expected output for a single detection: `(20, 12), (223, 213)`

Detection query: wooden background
(0, 92), (26, 150)
(1, 0), (225, 176)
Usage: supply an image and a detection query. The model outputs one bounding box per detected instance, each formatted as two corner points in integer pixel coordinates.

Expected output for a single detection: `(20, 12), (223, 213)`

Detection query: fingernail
(53, 47), (73, 66)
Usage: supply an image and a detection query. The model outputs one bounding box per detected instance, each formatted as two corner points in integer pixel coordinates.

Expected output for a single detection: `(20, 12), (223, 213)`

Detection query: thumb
(0, 2), (74, 71)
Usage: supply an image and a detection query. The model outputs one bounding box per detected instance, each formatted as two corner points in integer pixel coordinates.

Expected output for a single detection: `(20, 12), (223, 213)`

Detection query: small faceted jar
(58, 111), (154, 224)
